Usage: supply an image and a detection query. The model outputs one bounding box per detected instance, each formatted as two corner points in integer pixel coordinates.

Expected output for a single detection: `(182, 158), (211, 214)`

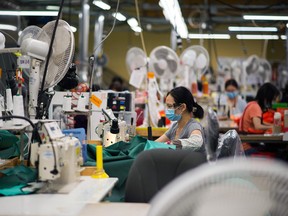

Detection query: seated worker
(239, 82), (280, 133)
(218, 78), (247, 121)
(155, 86), (205, 150)
(239, 82), (280, 155)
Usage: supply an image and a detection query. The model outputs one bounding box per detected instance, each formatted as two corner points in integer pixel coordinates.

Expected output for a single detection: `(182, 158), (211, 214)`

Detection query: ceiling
(1, 0), (288, 40)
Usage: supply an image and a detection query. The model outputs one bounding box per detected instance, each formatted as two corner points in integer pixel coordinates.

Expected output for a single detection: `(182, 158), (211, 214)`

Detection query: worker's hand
(172, 139), (182, 149)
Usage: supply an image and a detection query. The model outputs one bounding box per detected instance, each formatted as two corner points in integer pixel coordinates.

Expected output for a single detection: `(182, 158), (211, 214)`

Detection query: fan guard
(149, 46), (179, 79)
(126, 47), (147, 74)
(180, 45), (209, 74)
(40, 19), (75, 91)
(149, 158), (288, 216)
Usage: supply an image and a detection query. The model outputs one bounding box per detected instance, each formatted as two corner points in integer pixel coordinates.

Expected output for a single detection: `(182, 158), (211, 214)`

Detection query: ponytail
(192, 103), (204, 119)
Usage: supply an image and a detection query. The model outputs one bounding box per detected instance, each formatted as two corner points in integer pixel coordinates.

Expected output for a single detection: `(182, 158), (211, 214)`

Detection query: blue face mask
(165, 109), (182, 121)
(226, 91), (238, 99)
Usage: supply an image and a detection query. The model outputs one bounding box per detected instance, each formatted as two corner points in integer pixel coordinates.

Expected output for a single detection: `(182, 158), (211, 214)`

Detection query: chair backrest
(124, 149), (207, 203)
(204, 107), (220, 161)
(216, 129), (245, 159)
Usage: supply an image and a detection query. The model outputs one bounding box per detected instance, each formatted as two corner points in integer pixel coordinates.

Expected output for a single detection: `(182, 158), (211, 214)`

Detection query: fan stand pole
(29, 59), (41, 119)
(87, 55), (95, 141)
(146, 73), (153, 140)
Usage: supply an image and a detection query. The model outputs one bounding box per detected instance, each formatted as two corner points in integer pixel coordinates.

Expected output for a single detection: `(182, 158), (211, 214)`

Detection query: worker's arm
(155, 133), (170, 143)
(252, 117), (273, 130)
(173, 129), (203, 149)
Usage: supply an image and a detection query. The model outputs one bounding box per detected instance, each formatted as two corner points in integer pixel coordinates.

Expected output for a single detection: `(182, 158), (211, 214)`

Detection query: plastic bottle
(273, 112), (282, 134)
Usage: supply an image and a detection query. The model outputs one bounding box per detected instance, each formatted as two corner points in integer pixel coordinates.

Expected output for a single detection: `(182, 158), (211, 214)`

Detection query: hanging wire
(135, 0), (147, 56)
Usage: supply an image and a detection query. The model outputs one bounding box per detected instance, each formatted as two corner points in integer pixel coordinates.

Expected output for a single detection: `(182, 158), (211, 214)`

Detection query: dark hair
(255, 82), (280, 111)
(225, 78), (238, 90)
(167, 86), (204, 119)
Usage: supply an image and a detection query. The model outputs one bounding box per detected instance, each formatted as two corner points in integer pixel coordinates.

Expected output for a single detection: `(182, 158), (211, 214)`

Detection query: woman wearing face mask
(155, 86), (204, 150)
(223, 79), (247, 120)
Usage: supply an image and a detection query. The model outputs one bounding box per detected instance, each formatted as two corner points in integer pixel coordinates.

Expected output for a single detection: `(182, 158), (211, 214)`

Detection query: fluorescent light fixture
(46, 6), (60, 10)
(243, 15), (288, 21)
(0, 24), (17, 31)
(0, 11), (58, 16)
(127, 18), (138, 27)
(228, 26), (277, 32)
(236, 34), (279, 40)
(131, 26), (142, 33)
(281, 35), (287, 40)
(112, 12), (126, 21)
(93, 0), (111, 10)
(70, 26), (77, 32)
(159, 0), (188, 38)
(188, 33), (230, 39)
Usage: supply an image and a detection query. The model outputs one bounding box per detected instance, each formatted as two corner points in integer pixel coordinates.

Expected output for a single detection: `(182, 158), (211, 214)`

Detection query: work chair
(216, 129), (245, 159)
(124, 149), (207, 203)
(204, 107), (220, 161)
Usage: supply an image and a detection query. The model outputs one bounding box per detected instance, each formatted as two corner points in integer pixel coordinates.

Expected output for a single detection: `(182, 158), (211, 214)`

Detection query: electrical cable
(135, 0), (147, 56)
(135, 0), (153, 139)
(37, 0), (65, 118)
(0, 115), (41, 167)
(92, 0), (120, 54)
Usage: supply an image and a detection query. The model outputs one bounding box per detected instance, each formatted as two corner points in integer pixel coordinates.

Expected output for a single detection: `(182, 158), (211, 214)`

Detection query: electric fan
(19, 19), (75, 118)
(126, 47), (148, 89)
(149, 45), (180, 94)
(148, 157), (288, 216)
(258, 58), (272, 84)
(179, 45), (209, 92)
(243, 55), (271, 88)
(126, 47), (163, 127)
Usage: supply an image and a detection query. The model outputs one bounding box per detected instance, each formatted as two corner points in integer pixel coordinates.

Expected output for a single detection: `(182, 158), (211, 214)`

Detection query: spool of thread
(13, 95), (25, 125)
(76, 94), (86, 111)
(6, 89), (13, 112)
(63, 95), (72, 111)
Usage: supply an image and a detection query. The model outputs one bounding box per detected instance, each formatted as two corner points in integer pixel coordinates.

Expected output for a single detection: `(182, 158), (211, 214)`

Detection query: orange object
(202, 81), (209, 95)
(147, 71), (155, 79)
(191, 82), (198, 95)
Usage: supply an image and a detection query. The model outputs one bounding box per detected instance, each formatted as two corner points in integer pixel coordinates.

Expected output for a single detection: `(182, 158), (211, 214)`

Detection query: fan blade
(182, 49), (197, 66)
(155, 48), (168, 60)
(153, 63), (165, 76)
(195, 53), (208, 70)
(166, 59), (178, 73)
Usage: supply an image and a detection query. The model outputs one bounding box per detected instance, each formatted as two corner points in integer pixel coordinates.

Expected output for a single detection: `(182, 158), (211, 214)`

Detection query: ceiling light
(159, 0), (188, 38)
(0, 24), (17, 31)
(243, 15), (288, 21)
(112, 12), (126, 21)
(188, 34), (230, 39)
(127, 18), (138, 27)
(228, 26), (278, 32)
(70, 26), (77, 33)
(281, 35), (287, 40)
(236, 34), (279, 40)
(93, 0), (111, 10)
(46, 6), (60, 10)
(0, 11), (58, 16)
(131, 26), (142, 33)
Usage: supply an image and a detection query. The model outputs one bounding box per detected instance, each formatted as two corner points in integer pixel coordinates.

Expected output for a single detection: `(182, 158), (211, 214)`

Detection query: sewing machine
(30, 121), (83, 193)
(95, 109), (129, 147)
